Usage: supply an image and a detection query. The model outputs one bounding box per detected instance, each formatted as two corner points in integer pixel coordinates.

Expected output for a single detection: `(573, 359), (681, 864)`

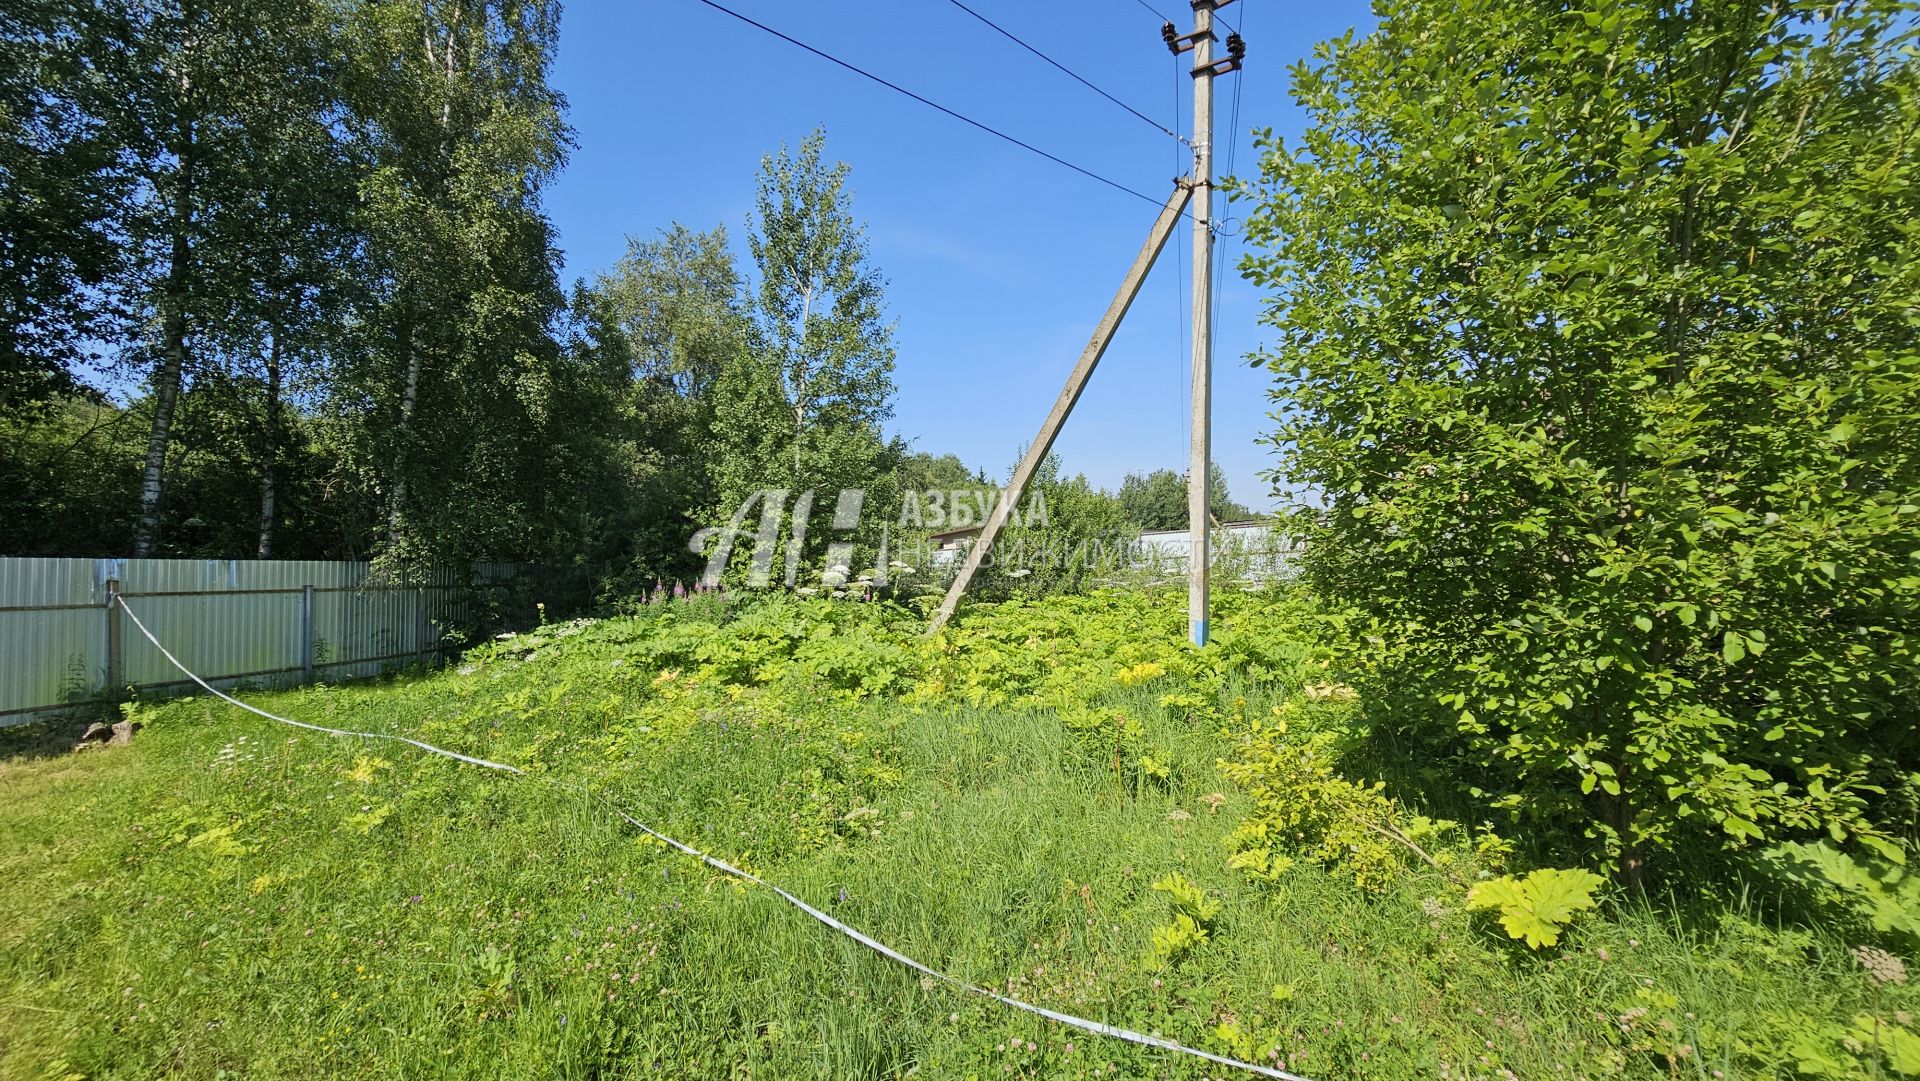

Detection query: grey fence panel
(0, 558), (528, 726)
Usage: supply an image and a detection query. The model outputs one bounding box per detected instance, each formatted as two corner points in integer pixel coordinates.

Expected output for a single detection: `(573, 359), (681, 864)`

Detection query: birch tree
(338, 0), (569, 569)
(743, 130), (896, 487)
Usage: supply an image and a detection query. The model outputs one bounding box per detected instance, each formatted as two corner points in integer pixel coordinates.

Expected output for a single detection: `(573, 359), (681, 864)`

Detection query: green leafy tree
(334, 0), (573, 571)
(721, 129), (895, 497)
(709, 130), (898, 584)
(116, 0), (313, 553)
(1118, 463), (1255, 531)
(566, 224), (749, 591)
(189, 0), (360, 557)
(1243, 0), (1920, 883)
(0, 0), (125, 416)
(0, 396), (142, 554)
(896, 451), (978, 495)
(984, 453), (1133, 597)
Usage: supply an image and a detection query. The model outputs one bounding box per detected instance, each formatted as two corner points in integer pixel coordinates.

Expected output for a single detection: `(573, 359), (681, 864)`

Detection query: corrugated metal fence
(0, 558), (527, 727)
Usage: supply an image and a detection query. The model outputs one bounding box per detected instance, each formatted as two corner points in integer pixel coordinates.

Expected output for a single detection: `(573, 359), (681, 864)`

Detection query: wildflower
(1855, 945), (1909, 985)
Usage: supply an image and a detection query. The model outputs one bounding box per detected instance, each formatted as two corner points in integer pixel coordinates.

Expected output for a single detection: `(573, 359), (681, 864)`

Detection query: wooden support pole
(928, 181), (1194, 633)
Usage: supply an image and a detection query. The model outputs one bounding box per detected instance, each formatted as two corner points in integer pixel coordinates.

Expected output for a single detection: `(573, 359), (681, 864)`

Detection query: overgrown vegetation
(1241, 0), (1920, 886)
(5, 587), (1920, 1078)
(8, 0), (1920, 1075)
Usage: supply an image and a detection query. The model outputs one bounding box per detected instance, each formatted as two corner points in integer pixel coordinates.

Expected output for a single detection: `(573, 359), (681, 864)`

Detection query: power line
(688, 0), (1165, 207)
(944, 0), (1183, 142)
(1209, 2), (1244, 369)
(1172, 48), (1189, 457)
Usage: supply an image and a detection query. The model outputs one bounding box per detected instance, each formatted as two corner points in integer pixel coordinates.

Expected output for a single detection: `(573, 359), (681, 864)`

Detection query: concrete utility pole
(1168, 0), (1241, 647)
(925, 7), (1242, 637)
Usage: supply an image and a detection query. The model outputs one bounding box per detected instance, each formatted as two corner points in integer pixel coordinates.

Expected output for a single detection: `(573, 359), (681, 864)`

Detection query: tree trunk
(257, 330), (282, 558)
(385, 19), (459, 552)
(133, 118), (196, 557)
(386, 339), (421, 543)
(1613, 783), (1645, 891)
(792, 403), (805, 478)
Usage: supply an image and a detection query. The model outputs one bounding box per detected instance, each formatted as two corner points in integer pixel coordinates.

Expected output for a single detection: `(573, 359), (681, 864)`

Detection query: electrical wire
(944, 0), (1183, 142)
(1211, 0), (1246, 351)
(688, 0), (1165, 207)
(1172, 50), (1190, 458)
(1129, 0), (1177, 22)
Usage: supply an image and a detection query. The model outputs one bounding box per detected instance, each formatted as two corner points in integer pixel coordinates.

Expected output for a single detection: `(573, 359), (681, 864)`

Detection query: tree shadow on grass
(0, 706), (121, 764)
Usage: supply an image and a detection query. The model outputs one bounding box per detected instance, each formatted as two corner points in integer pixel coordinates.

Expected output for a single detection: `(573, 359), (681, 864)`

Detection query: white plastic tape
(116, 597), (1314, 1081)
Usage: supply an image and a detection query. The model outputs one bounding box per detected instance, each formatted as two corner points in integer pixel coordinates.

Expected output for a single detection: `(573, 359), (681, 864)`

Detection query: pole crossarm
(926, 181), (1196, 634)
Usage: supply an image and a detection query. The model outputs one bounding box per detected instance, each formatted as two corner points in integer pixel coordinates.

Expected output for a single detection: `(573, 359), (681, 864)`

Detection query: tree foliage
(0, 0), (598, 571)
(0, 0), (123, 414)
(1243, 0), (1920, 881)
(1118, 463), (1255, 531)
(714, 129), (896, 511)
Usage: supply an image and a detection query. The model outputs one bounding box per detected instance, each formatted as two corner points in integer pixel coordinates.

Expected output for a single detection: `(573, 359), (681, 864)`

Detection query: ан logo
(691, 487), (1049, 589)
(690, 488), (876, 589)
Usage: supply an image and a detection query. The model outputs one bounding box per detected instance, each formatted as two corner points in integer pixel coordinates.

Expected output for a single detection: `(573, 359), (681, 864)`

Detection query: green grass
(0, 592), (1910, 1080)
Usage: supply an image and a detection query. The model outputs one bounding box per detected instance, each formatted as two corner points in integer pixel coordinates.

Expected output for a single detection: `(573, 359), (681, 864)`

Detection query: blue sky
(543, 0), (1378, 511)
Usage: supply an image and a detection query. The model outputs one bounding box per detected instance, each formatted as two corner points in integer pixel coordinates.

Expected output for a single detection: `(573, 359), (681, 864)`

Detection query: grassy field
(0, 589), (1910, 1080)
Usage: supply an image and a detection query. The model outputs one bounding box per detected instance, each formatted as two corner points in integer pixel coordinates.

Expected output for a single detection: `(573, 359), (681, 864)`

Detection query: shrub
(1218, 698), (1416, 893)
(1241, 0), (1920, 882)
